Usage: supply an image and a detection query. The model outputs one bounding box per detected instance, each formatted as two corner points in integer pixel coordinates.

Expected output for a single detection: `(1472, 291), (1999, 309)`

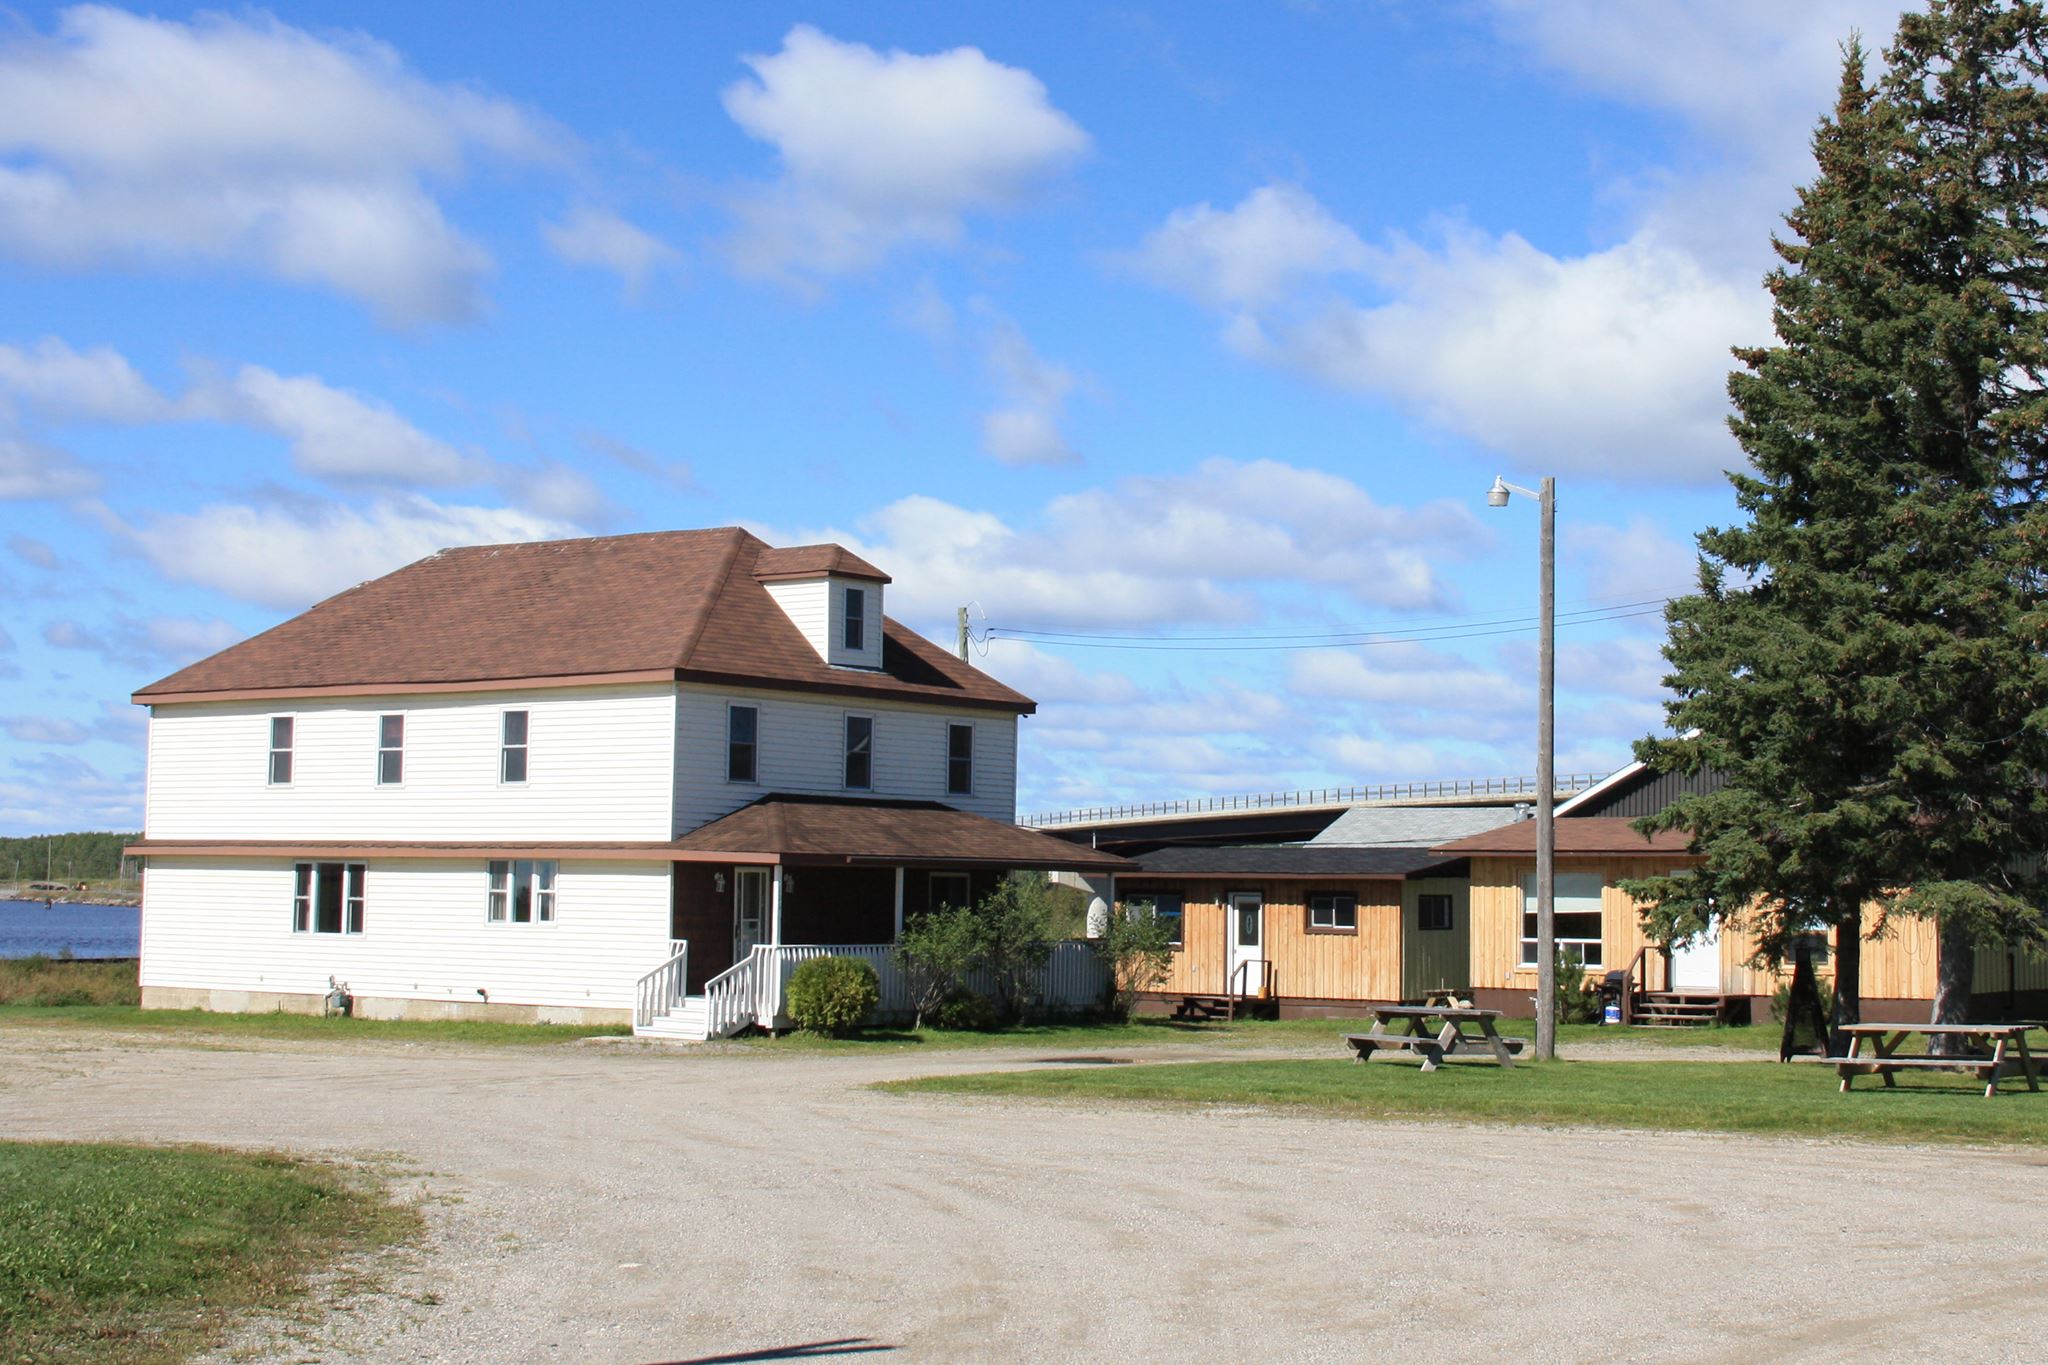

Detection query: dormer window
(843, 587), (865, 652)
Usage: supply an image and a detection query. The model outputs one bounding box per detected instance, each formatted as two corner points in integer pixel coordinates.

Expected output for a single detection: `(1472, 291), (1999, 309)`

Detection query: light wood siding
(145, 684), (676, 842)
(673, 683), (1016, 834)
(1141, 879), (1402, 1003)
(139, 857), (671, 1011)
(761, 577), (884, 669)
(1401, 876), (1470, 998)
(1471, 854), (1956, 1000)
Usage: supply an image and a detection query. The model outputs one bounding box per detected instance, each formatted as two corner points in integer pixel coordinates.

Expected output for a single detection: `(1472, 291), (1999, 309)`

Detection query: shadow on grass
(650, 1339), (893, 1362)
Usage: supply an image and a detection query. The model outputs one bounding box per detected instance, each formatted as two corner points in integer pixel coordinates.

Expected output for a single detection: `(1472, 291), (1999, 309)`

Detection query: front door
(1669, 926), (1720, 992)
(1227, 891), (1265, 995)
(734, 868), (769, 962)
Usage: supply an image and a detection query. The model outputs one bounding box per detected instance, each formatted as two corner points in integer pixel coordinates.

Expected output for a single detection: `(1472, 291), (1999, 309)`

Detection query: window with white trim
(1308, 893), (1357, 932)
(946, 723), (973, 795)
(1417, 893), (1454, 932)
(727, 705), (757, 783)
(843, 714), (872, 789)
(292, 862), (365, 935)
(377, 714), (404, 785)
(501, 711), (529, 783)
(843, 586), (865, 651)
(487, 860), (557, 923)
(1521, 872), (1604, 968)
(1122, 892), (1183, 947)
(268, 716), (294, 785)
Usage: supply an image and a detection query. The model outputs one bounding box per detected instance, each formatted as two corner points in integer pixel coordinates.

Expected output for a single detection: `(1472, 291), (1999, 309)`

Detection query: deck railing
(634, 941), (689, 1030)
(733, 941), (1112, 1030)
(1023, 772), (1606, 828)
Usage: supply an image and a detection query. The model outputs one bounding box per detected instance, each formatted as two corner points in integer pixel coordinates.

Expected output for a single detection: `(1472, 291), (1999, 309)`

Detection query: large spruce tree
(1625, 1), (2048, 1044)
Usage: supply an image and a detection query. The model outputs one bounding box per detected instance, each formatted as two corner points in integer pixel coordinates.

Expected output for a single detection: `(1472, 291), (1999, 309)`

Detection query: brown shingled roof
(752, 544), (890, 582)
(1431, 817), (1695, 856)
(673, 796), (1132, 870)
(134, 528), (1031, 712)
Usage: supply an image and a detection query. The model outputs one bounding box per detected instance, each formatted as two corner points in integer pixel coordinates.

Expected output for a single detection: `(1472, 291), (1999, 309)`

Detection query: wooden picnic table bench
(1794, 1022), (2043, 1098)
(1344, 1004), (1523, 1072)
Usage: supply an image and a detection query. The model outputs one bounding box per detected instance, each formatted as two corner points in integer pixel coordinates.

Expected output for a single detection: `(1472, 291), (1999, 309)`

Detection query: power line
(986, 599), (1672, 653)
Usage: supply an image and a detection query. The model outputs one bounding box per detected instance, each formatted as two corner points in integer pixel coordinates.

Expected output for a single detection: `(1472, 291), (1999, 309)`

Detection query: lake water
(0, 900), (141, 959)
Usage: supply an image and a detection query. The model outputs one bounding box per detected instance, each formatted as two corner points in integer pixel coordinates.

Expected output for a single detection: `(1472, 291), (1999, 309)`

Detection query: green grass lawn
(882, 1054), (2048, 1146)
(0, 1004), (628, 1046)
(0, 1141), (418, 1365)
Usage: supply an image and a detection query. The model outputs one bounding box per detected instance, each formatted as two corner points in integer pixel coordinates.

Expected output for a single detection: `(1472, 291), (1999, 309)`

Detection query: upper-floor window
(1308, 893), (1358, 933)
(946, 723), (973, 795)
(843, 586), (866, 652)
(501, 711), (529, 783)
(844, 714), (872, 789)
(487, 859), (556, 924)
(727, 705), (758, 783)
(292, 861), (365, 935)
(268, 716), (294, 785)
(377, 714), (404, 785)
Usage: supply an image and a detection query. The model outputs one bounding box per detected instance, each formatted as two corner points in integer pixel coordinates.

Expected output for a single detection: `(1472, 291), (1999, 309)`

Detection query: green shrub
(894, 904), (985, 1028)
(784, 956), (880, 1036)
(1555, 948), (1603, 1024)
(1097, 904), (1175, 1022)
(931, 989), (998, 1032)
(1771, 973), (1835, 1026)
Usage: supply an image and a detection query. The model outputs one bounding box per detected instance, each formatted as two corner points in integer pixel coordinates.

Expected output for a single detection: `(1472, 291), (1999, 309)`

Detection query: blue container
(1602, 1001), (1622, 1025)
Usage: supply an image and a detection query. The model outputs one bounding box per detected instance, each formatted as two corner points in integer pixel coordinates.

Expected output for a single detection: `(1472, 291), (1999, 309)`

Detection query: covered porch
(637, 795), (1131, 1038)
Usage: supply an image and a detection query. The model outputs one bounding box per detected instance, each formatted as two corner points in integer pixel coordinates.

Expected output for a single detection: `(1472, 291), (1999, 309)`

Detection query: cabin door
(1227, 891), (1266, 995)
(1669, 927), (1720, 992)
(734, 868), (769, 962)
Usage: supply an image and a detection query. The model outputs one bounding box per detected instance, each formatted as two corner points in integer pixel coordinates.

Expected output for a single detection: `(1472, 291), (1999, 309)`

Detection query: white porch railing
(703, 944), (776, 1039)
(634, 941), (689, 1029)
(758, 940), (1110, 1029)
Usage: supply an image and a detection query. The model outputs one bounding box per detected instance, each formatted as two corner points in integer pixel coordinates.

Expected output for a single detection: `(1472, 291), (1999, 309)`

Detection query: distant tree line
(0, 833), (140, 884)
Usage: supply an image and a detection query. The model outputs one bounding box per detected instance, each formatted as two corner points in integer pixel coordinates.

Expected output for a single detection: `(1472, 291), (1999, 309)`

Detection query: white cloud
(0, 751), (141, 832)
(124, 495), (579, 610)
(542, 204), (679, 298)
(0, 434), (100, 500)
(720, 25), (1088, 281)
(1569, 516), (1698, 601)
(43, 613), (241, 670)
(1, 714), (90, 744)
(0, 6), (566, 326)
(978, 312), (1081, 466)
(0, 337), (166, 422)
(498, 461), (611, 523)
(577, 430), (701, 492)
(1118, 183), (1366, 311)
(186, 364), (478, 486)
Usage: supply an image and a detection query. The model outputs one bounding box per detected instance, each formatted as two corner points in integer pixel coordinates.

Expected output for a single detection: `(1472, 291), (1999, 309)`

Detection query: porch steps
(1631, 991), (1731, 1028)
(638, 995), (712, 1042)
(1173, 994), (1278, 1023)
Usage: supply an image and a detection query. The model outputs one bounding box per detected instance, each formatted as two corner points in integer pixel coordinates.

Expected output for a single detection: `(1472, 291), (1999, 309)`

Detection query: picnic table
(1343, 1004), (1524, 1072)
(1811, 1023), (2042, 1098)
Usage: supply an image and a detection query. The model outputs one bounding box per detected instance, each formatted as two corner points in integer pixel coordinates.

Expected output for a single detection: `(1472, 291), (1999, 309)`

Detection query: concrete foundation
(139, 985), (631, 1026)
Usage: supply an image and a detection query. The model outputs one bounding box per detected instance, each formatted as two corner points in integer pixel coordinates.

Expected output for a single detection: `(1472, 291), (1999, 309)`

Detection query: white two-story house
(128, 528), (1128, 1037)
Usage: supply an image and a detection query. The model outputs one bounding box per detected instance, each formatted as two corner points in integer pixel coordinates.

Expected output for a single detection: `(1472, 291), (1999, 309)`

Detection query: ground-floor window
(1417, 893), (1454, 931)
(928, 871), (972, 911)
(1121, 892), (1183, 947)
(487, 860), (557, 923)
(293, 862), (365, 935)
(1307, 893), (1357, 933)
(1521, 872), (1603, 968)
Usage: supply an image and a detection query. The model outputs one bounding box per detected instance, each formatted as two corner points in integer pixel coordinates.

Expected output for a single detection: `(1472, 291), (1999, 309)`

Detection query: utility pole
(957, 606), (970, 661)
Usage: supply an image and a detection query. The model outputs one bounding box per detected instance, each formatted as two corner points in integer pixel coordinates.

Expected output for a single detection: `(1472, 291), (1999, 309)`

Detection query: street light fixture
(1488, 473), (1557, 1062)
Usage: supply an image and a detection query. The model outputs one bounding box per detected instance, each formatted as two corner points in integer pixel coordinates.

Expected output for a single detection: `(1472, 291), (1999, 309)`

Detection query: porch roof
(669, 795), (1135, 871)
(1430, 816), (1695, 856)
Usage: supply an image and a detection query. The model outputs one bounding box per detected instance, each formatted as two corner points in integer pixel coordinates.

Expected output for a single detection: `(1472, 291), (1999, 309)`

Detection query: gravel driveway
(4, 1029), (2044, 1363)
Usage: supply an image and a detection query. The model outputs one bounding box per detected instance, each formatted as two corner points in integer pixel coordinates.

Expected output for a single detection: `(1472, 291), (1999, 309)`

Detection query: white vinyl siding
(672, 684), (1017, 831)
(761, 576), (883, 669)
(139, 858), (670, 1013)
(145, 684), (676, 841)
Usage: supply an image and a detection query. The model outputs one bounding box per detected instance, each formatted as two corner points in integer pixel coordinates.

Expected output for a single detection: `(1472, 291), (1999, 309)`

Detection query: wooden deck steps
(1172, 994), (1278, 1023)
(1631, 991), (1734, 1028)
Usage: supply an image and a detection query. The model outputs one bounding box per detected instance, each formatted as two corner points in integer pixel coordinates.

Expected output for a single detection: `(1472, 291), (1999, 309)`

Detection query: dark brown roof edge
(133, 669), (681, 706)
(127, 840), (766, 863)
(672, 667), (1034, 714)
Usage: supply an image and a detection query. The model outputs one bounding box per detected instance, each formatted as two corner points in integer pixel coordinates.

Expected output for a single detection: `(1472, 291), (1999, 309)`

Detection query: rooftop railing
(1023, 773), (1606, 829)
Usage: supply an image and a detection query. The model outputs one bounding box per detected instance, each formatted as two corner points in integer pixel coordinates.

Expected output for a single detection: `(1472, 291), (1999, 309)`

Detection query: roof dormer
(753, 543), (890, 670)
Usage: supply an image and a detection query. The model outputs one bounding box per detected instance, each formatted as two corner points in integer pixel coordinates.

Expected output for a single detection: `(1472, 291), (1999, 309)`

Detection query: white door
(1669, 927), (1720, 992)
(734, 868), (768, 962)
(1227, 891), (1265, 995)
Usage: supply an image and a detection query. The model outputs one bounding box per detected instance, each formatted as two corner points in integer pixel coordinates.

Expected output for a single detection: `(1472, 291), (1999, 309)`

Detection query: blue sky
(0, 1), (1895, 833)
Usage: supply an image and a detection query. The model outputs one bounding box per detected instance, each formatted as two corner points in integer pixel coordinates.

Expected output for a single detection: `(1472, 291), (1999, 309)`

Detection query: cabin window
(1417, 893), (1454, 932)
(727, 705), (758, 783)
(1308, 893), (1357, 933)
(843, 586), (865, 652)
(376, 714), (404, 785)
(292, 861), (365, 935)
(946, 723), (973, 795)
(1786, 930), (1831, 966)
(268, 716), (294, 785)
(1123, 892), (1183, 947)
(487, 860), (557, 924)
(1521, 872), (1604, 968)
(501, 711), (529, 783)
(928, 871), (972, 912)
(844, 714), (873, 789)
